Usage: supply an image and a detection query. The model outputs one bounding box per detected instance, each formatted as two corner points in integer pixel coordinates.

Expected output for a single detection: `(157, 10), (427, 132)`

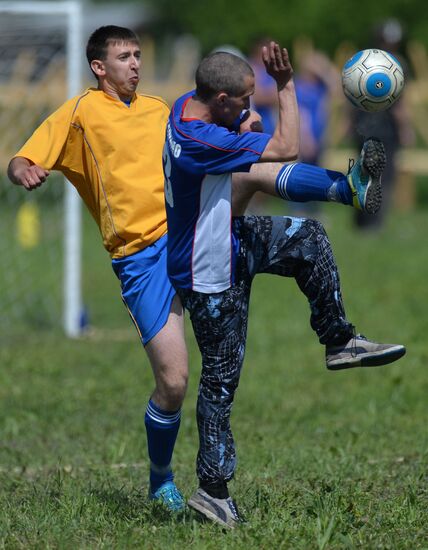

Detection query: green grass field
(1, 202), (427, 549)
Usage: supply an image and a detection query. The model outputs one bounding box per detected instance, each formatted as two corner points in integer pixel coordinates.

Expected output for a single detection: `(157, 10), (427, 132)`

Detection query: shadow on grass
(90, 482), (235, 531)
(91, 483), (194, 526)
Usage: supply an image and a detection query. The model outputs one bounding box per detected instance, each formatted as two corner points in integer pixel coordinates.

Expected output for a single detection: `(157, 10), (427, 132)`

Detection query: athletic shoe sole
(327, 345), (406, 370)
(362, 138), (386, 214)
(188, 492), (239, 529)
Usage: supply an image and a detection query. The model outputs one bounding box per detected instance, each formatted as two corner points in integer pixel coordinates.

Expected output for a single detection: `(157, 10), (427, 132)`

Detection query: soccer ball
(341, 48), (405, 112)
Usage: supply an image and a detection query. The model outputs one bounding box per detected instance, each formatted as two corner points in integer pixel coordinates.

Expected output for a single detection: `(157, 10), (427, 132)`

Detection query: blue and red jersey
(164, 91), (271, 293)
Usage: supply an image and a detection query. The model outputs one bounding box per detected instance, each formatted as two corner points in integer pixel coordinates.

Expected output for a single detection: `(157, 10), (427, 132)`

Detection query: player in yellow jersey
(8, 26), (188, 512)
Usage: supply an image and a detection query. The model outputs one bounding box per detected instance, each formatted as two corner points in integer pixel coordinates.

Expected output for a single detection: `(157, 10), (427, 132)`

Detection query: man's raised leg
(235, 215), (405, 369)
(232, 138), (386, 215)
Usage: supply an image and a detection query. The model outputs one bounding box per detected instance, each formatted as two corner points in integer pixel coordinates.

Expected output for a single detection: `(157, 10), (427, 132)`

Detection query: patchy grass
(1, 205), (427, 548)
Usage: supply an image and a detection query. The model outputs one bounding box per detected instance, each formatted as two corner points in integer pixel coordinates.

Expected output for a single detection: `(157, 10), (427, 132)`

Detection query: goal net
(0, 1), (83, 338)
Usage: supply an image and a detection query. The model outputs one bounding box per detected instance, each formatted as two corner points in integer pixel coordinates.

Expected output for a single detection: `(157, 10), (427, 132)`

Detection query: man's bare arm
(259, 43), (299, 163)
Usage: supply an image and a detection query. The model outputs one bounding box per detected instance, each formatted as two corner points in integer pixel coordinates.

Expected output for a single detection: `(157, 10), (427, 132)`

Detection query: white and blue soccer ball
(341, 48), (405, 112)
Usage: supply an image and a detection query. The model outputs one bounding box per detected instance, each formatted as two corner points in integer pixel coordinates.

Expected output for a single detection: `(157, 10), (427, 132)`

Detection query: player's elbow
(284, 142), (299, 162)
(278, 136), (299, 161)
(262, 138), (299, 162)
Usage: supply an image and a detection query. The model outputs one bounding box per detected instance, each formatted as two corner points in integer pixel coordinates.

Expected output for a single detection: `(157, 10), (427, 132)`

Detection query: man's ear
(90, 59), (105, 77)
(215, 92), (228, 105)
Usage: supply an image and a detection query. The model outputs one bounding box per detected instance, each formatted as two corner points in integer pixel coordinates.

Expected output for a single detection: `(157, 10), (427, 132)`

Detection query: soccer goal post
(0, 0), (83, 338)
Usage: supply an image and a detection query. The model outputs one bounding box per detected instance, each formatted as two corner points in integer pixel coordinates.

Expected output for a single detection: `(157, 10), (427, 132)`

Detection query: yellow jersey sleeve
(14, 90), (170, 258)
(16, 97), (77, 170)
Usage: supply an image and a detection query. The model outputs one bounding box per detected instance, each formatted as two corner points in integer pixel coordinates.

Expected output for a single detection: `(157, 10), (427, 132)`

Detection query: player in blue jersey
(164, 42), (406, 528)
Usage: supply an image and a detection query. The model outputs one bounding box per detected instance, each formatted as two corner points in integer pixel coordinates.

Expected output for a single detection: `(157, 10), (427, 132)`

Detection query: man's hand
(262, 42), (293, 91)
(258, 43), (299, 162)
(8, 157), (50, 190)
(18, 165), (50, 190)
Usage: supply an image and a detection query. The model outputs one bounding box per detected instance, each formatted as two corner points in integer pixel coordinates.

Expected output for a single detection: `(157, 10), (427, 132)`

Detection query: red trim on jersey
(181, 96), (201, 121)
(172, 100), (265, 156)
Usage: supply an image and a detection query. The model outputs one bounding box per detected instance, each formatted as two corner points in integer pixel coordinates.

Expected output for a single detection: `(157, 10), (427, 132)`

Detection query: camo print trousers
(176, 215), (354, 484)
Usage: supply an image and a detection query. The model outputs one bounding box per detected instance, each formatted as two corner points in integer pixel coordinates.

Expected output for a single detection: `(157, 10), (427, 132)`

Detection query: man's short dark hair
(86, 25), (139, 66)
(195, 52), (254, 101)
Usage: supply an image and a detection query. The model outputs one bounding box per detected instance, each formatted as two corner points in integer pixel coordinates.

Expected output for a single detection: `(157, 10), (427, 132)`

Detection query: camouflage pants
(176, 215), (353, 484)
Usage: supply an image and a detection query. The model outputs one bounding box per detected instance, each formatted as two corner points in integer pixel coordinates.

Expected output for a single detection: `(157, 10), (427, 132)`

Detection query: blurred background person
(348, 18), (415, 231)
(291, 46), (341, 216)
(238, 36), (278, 213)
(295, 49), (341, 171)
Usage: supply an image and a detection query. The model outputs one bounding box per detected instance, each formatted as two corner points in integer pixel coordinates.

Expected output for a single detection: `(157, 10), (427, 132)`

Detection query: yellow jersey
(16, 88), (169, 258)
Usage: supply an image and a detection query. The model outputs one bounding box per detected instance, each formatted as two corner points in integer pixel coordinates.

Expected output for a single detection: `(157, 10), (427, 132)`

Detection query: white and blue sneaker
(347, 138), (386, 214)
(326, 334), (406, 370)
(188, 488), (244, 529)
(149, 481), (186, 513)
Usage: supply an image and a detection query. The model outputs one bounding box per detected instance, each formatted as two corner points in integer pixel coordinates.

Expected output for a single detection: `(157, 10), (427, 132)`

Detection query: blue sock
(145, 399), (181, 493)
(275, 163), (353, 206)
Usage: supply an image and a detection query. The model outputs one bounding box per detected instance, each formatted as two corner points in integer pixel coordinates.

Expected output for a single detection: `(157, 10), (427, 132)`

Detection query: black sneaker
(326, 334), (406, 370)
(188, 488), (244, 529)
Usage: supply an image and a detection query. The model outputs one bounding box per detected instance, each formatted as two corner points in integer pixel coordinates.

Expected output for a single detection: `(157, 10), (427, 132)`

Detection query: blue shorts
(112, 234), (176, 345)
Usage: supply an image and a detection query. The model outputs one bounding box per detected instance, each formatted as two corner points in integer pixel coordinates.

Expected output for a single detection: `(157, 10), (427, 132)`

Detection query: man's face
(93, 40), (141, 100)
(213, 74), (255, 128)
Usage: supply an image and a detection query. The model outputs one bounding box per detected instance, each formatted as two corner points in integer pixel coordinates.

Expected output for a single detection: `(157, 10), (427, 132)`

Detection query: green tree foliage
(136, 0), (427, 55)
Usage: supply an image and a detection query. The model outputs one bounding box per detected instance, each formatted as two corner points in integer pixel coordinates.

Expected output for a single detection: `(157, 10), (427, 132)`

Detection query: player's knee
(302, 219), (329, 248)
(306, 218), (327, 236)
(157, 370), (188, 409)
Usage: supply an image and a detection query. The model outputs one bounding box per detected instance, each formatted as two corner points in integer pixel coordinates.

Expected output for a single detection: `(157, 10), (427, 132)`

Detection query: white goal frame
(0, 0), (83, 337)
